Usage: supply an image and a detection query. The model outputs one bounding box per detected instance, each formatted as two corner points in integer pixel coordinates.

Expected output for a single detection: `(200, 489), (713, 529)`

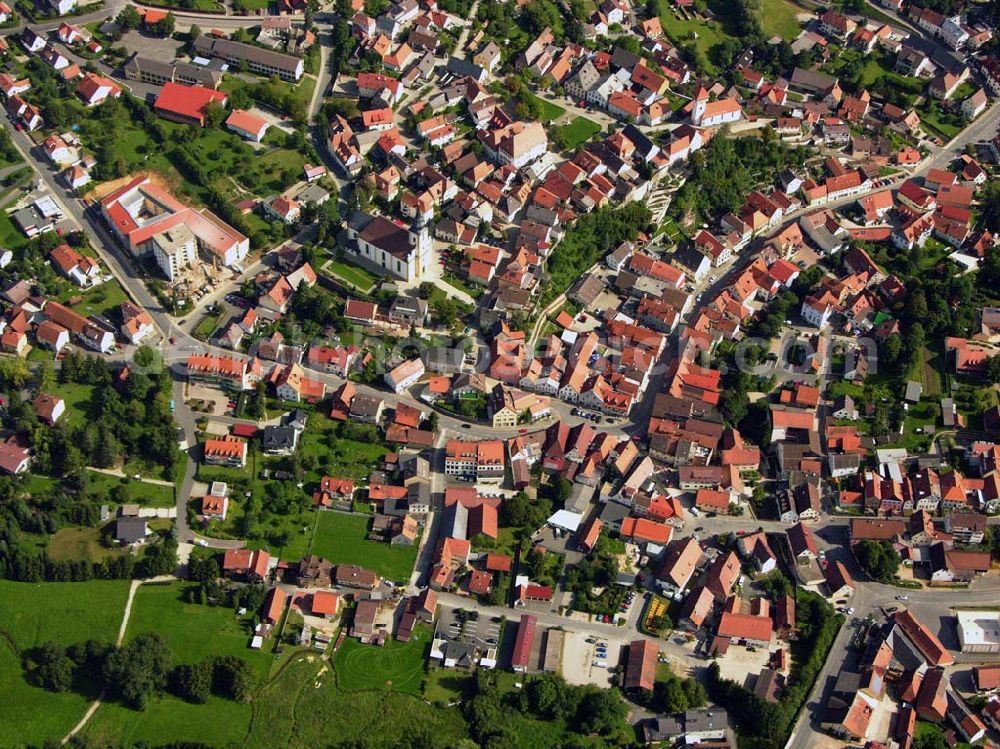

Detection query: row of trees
(465, 670), (629, 747)
(707, 588), (841, 749)
(30, 632), (254, 710)
(542, 202), (652, 307)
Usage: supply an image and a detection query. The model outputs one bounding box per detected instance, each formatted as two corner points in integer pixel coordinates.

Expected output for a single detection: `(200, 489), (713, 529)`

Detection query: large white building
(957, 609), (1000, 654)
(151, 224), (198, 282)
(691, 88), (742, 128)
(100, 175), (249, 280)
(345, 212), (430, 283)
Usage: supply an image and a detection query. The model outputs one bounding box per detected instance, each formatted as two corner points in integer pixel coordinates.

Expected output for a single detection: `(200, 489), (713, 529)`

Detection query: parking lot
(714, 642), (774, 689)
(560, 630), (627, 686)
(437, 605), (503, 651)
(185, 383), (232, 417)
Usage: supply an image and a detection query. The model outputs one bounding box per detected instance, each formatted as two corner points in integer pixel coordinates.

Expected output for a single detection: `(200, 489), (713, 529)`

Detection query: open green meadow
(245, 654), (471, 749)
(332, 623), (431, 695)
(309, 512), (418, 582)
(0, 580), (130, 747)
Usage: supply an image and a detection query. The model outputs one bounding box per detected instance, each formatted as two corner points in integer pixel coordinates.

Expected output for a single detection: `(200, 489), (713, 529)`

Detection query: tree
(574, 686), (627, 735)
(984, 180), (1000, 233)
(881, 334), (902, 370)
(116, 5), (141, 29)
(658, 677), (690, 712)
(151, 11), (176, 37)
(188, 24), (202, 52)
(103, 632), (174, 709)
(854, 539), (900, 582)
(211, 655), (255, 702)
(173, 661), (212, 703)
(683, 677), (707, 708)
(188, 556), (220, 583)
(33, 642), (75, 692)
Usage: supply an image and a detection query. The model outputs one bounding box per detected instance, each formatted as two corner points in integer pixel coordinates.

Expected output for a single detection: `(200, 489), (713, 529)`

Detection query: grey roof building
(115, 517), (149, 546)
(262, 425), (299, 455)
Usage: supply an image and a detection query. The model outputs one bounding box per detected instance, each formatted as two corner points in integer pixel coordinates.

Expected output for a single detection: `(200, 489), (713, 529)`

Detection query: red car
(518, 428), (528, 434)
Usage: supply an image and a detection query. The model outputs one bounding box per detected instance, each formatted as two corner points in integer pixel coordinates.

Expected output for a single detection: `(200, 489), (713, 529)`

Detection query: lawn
(0, 580), (130, 747)
(332, 623), (431, 695)
(423, 668), (472, 703)
(915, 721), (974, 749)
(193, 308), (226, 340)
(442, 271), (483, 299)
(0, 208), (27, 249)
(49, 381), (97, 428)
(309, 512), (418, 582)
(660, 9), (730, 72)
(55, 278), (130, 319)
(47, 525), (121, 562)
(553, 116), (602, 150)
(245, 654), (471, 749)
(323, 258), (377, 292)
(123, 582), (275, 681)
(141, 0), (224, 10)
(84, 470), (175, 508)
(524, 92), (565, 123)
(76, 103), (315, 216)
(301, 429), (388, 483)
(760, 0), (803, 39)
(918, 106), (963, 140)
(221, 75), (318, 113)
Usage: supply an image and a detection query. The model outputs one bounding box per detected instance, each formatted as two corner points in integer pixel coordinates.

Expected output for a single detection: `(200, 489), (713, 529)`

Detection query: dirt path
(87, 466), (174, 487)
(61, 577), (171, 744)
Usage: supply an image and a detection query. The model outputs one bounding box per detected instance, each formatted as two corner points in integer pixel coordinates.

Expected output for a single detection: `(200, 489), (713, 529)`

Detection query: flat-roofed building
(957, 609), (1000, 654)
(193, 35), (304, 81)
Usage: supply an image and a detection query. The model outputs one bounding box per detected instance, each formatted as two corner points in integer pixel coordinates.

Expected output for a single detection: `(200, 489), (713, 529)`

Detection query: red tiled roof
(718, 612), (773, 642)
(154, 82), (226, 124)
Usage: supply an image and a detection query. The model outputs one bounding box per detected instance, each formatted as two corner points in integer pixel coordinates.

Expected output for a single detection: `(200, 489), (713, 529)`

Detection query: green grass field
(84, 691), (258, 747)
(660, 10), (729, 71)
(301, 432), (388, 483)
(47, 526), (120, 562)
(760, 0), (804, 39)
(553, 116), (602, 150)
(84, 471), (175, 508)
(918, 107), (963, 140)
(0, 209), (27, 249)
(55, 278), (130, 319)
(0, 580), (130, 747)
(221, 76), (317, 113)
(323, 258), (377, 291)
(140, 0), (224, 11)
(193, 309), (226, 340)
(524, 92), (565, 123)
(123, 583), (274, 678)
(49, 381), (96, 428)
(245, 654), (471, 749)
(309, 512), (418, 582)
(332, 623), (431, 695)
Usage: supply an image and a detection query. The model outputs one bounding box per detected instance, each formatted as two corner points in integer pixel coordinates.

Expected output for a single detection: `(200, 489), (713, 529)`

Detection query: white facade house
(385, 358), (425, 393)
(151, 224), (198, 282)
(691, 89), (742, 127)
(801, 297), (833, 328)
(347, 213), (430, 283)
(940, 16), (970, 49)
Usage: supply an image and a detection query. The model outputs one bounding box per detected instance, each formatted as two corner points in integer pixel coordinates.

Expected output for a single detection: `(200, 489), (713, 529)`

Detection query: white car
(895, 595), (908, 601)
